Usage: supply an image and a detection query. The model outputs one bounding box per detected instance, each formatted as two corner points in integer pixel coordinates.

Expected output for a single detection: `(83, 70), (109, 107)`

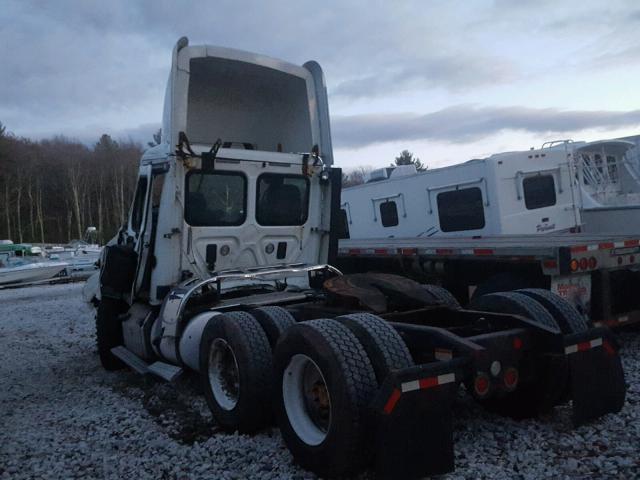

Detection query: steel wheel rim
(208, 338), (240, 411)
(282, 354), (332, 446)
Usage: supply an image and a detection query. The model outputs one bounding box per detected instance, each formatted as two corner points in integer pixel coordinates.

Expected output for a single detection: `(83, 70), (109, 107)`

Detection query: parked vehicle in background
(89, 38), (626, 479)
(341, 137), (640, 239)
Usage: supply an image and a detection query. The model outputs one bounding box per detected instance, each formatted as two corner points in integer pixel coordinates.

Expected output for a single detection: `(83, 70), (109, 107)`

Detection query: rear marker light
(503, 368), (519, 390)
(474, 374), (490, 397)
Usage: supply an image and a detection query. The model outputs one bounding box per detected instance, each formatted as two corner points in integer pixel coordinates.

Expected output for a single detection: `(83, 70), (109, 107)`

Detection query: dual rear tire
(199, 307), (413, 478)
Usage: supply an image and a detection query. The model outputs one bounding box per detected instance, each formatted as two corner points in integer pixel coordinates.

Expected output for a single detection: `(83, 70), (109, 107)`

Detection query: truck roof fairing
(161, 37), (333, 165)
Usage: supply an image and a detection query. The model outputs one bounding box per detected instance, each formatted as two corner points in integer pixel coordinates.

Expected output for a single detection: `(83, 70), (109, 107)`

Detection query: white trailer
(341, 138), (640, 239)
(91, 38), (626, 479)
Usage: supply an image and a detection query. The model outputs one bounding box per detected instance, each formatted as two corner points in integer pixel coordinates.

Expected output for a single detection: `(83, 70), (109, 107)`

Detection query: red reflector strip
(401, 248), (417, 256)
(383, 388), (401, 415)
(436, 249), (453, 255)
(348, 248), (361, 255)
(401, 373), (456, 393)
(473, 248), (493, 256)
(624, 239), (639, 247)
(374, 248), (388, 255)
(599, 242), (614, 250)
(603, 339), (616, 356)
(570, 245), (588, 253)
(564, 337), (603, 355)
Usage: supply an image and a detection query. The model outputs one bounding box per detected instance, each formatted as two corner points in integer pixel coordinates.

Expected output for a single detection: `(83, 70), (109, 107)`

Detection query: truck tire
(516, 288), (588, 333)
(273, 319), (377, 478)
(469, 291), (560, 332)
(250, 306), (297, 349)
(199, 311), (273, 433)
(336, 312), (413, 384)
(421, 285), (461, 309)
(96, 298), (126, 371)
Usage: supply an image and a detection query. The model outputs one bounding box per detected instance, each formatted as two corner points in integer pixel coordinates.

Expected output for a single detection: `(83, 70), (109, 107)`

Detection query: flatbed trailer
(337, 233), (640, 328)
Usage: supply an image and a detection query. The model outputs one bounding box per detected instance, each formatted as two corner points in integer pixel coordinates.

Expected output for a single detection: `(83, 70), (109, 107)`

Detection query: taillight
(588, 257), (597, 269)
(579, 258), (588, 270)
(473, 373), (490, 397)
(570, 259), (579, 272)
(503, 367), (519, 391)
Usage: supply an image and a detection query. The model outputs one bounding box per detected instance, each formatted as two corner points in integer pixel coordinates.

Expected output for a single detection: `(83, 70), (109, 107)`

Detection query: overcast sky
(3, 0), (640, 170)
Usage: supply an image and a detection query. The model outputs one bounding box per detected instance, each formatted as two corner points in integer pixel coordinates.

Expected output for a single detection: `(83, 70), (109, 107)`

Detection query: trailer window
(523, 175), (556, 210)
(437, 187), (485, 232)
(257, 174), (309, 226)
(185, 171), (246, 226)
(380, 201), (399, 227)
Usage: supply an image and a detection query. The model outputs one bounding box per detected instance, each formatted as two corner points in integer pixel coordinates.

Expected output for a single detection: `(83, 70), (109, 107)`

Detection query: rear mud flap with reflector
(564, 328), (626, 425)
(371, 359), (465, 480)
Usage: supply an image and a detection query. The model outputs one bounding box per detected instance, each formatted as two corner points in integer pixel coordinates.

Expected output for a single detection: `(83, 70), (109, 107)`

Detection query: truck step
(111, 346), (149, 374)
(148, 361), (183, 382)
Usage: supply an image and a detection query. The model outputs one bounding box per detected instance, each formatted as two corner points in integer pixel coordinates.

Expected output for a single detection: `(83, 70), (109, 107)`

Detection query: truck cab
(102, 38), (340, 307)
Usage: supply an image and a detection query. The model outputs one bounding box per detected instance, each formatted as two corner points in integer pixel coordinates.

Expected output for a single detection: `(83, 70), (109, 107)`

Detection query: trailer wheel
(469, 291), (560, 331)
(421, 285), (461, 309)
(336, 313), (413, 384)
(199, 311), (272, 433)
(274, 319), (377, 478)
(250, 306), (297, 349)
(516, 289), (588, 333)
(96, 298), (126, 371)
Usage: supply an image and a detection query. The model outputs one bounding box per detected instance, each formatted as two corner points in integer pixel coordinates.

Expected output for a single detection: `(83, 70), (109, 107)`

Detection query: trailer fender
(370, 359), (465, 480)
(563, 328), (626, 425)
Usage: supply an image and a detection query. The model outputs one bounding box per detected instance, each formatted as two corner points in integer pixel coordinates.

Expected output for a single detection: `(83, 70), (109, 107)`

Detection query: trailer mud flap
(564, 329), (626, 425)
(371, 360), (465, 479)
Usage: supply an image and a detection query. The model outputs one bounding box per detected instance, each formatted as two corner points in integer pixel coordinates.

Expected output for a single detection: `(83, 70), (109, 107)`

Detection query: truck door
(124, 165), (153, 301)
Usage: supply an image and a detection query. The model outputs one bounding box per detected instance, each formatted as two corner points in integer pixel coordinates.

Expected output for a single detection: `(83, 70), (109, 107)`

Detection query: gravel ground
(0, 282), (638, 479)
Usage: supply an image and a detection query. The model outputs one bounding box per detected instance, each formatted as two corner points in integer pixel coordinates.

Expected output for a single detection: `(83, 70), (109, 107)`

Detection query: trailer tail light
(473, 373), (490, 397)
(503, 367), (519, 391)
(588, 257), (597, 269)
(570, 259), (579, 272)
(579, 258), (588, 270)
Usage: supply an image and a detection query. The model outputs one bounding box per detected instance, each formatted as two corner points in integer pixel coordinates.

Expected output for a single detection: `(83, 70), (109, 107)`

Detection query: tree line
(0, 122), (142, 244)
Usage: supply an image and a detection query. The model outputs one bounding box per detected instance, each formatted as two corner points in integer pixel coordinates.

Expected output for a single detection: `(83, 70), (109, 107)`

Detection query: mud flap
(564, 328), (626, 425)
(370, 359), (465, 480)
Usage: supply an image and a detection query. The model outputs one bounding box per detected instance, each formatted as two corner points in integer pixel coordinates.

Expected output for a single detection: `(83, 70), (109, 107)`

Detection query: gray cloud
(332, 105), (640, 148)
(1, 0), (640, 141)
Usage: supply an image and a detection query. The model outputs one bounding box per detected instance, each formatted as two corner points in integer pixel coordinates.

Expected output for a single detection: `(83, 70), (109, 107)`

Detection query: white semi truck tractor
(91, 38), (626, 479)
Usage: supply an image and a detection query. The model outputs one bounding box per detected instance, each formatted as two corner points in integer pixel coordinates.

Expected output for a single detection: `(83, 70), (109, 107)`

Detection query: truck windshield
(256, 173), (309, 226)
(185, 171), (247, 226)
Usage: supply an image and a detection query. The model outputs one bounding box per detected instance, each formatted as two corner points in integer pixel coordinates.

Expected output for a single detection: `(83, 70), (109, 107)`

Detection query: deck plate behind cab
(323, 273), (436, 313)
